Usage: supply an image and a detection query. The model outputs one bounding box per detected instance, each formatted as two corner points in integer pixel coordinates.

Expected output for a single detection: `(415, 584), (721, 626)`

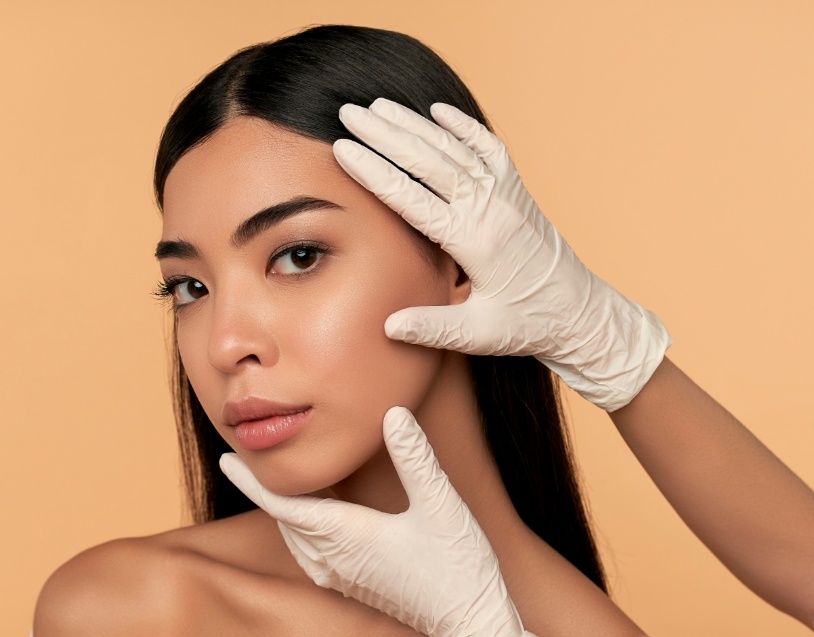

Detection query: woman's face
(159, 116), (464, 496)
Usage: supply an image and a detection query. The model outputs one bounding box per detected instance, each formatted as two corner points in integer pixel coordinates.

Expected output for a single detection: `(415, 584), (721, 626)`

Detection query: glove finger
(334, 139), (468, 259)
(219, 453), (327, 531)
(384, 303), (491, 354)
(339, 103), (473, 203)
(430, 103), (511, 173)
(381, 406), (452, 512)
(368, 98), (487, 181)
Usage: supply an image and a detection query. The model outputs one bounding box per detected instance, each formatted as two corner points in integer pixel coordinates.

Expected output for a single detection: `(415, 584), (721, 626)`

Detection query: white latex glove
(332, 99), (671, 412)
(220, 406), (536, 637)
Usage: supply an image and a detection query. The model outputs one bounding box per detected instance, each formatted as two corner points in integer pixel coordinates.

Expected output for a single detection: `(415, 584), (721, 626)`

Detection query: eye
(154, 277), (208, 309)
(269, 242), (327, 275)
(174, 279), (208, 305)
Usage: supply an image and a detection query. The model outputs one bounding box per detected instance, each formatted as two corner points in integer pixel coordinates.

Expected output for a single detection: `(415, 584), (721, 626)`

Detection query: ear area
(437, 250), (471, 305)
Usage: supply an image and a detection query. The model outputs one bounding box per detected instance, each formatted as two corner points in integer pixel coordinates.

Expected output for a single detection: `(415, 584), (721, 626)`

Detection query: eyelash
(152, 275), (195, 306)
(152, 241), (330, 310)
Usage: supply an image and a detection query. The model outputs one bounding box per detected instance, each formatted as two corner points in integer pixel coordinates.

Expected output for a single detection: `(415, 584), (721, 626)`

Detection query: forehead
(161, 117), (346, 238)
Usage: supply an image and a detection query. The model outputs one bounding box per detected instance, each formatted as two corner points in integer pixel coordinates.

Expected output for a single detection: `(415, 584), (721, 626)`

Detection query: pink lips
(223, 397), (312, 451)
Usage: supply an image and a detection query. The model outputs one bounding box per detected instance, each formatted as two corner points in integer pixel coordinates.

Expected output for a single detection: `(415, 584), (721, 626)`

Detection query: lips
(222, 397), (312, 428)
(223, 397), (312, 451)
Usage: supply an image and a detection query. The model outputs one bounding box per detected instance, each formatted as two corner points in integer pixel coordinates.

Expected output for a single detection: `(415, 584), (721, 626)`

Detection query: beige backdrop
(2, 1), (812, 635)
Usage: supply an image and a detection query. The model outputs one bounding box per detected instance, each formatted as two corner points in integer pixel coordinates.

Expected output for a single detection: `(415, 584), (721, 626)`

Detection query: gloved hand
(220, 406), (536, 637)
(332, 99), (671, 412)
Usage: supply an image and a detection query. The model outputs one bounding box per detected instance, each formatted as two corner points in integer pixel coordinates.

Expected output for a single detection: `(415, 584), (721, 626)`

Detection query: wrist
(537, 289), (671, 412)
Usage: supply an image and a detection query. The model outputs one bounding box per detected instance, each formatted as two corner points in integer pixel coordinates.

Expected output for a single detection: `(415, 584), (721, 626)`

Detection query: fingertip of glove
(384, 311), (429, 346)
(430, 102), (461, 124)
(382, 405), (412, 440)
(384, 404), (410, 421)
(383, 312), (408, 340)
(369, 96), (396, 113)
(338, 102), (366, 121)
(429, 102), (451, 117)
(219, 452), (238, 474)
(333, 139), (368, 166)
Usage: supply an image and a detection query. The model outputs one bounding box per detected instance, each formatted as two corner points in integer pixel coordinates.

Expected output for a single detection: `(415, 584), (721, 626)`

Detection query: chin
(244, 449), (375, 498)
(231, 401), (404, 499)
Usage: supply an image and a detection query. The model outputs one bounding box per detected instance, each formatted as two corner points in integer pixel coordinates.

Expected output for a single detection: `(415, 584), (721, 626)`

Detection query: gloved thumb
(219, 453), (325, 531)
(382, 406), (451, 513)
(384, 304), (479, 352)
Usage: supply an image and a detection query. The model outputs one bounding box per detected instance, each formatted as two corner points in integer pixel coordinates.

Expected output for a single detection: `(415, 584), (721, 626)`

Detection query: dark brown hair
(155, 24), (606, 591)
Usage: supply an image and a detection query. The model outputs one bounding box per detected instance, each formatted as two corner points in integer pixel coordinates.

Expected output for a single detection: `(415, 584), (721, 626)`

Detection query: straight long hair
(155, 24), (606, 592)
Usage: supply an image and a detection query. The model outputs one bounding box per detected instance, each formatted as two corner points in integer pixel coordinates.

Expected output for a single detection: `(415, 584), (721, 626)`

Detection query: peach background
(2, 1), (812, 635)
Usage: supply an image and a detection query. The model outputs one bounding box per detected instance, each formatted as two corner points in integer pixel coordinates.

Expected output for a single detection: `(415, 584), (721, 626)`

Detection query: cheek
(259, 255), (448, 492)
(293, 267), (445, 411)
(176, 319), (207, 389)
(175, 312), (225, 426)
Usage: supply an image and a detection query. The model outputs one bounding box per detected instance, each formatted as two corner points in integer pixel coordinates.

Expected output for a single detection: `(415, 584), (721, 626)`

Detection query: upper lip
(222, 397), (311, 427)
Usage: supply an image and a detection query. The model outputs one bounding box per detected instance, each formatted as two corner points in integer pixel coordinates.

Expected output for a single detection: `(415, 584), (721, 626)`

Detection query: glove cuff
(540, 300), (672, 412)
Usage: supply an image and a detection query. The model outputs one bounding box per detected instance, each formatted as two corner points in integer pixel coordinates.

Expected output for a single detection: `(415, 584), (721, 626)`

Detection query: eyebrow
(155, 196), (343, 260)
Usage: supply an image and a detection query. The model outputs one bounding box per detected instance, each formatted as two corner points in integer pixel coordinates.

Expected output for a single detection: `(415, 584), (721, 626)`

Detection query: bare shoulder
(33, 511), (282, 636)
(33, 510), (420, 636)
(34, 535), (188, 636)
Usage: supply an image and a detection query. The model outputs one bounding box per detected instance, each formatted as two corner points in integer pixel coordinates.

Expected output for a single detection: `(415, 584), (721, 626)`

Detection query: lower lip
(233, 408), (312, 451)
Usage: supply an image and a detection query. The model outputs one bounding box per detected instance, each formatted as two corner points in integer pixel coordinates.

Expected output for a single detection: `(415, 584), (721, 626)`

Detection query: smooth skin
(34, 118), (646, 636)
(611, 358), (814, 628)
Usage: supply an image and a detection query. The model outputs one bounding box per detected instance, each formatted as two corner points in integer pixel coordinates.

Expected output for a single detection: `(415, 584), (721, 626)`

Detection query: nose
(206, 282), (280, 374)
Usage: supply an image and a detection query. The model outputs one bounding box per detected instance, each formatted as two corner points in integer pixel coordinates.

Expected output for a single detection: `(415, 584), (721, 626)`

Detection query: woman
(34, 25), (631, 636)
(33, 24), (814, 636)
